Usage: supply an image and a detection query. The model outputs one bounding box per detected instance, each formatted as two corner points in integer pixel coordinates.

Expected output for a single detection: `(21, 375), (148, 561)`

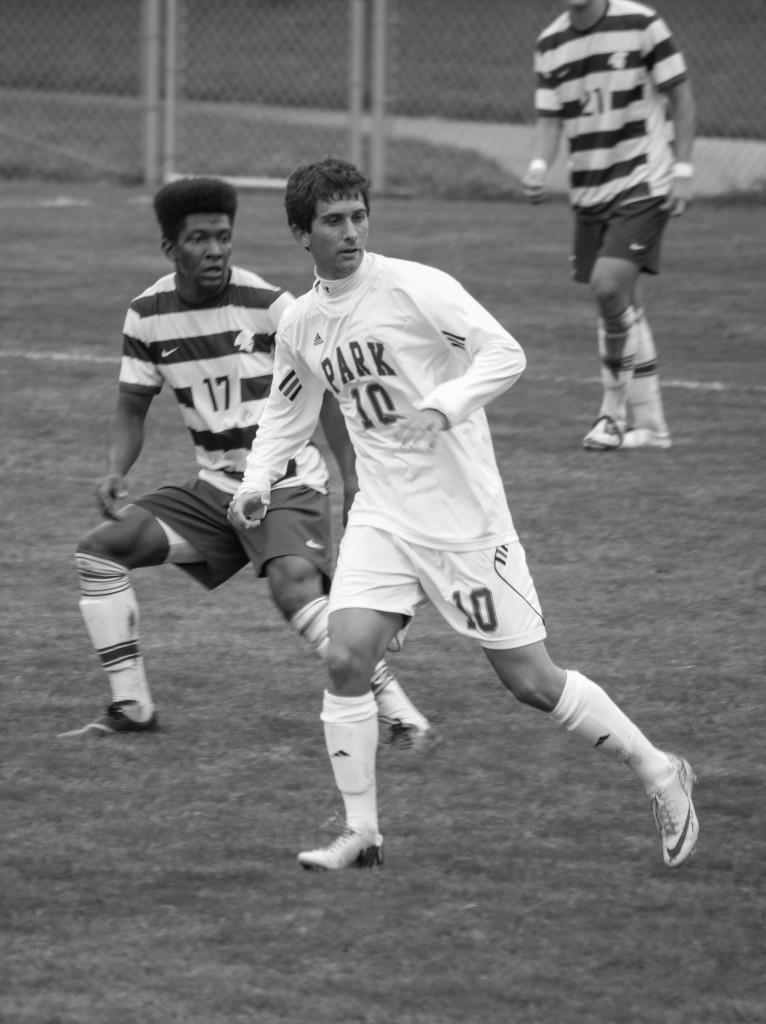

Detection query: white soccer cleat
(621, 427), (672, 450)
(650, 753), (699, 867)
(582, 415), (623, 451)
(298, 826), (383, 871)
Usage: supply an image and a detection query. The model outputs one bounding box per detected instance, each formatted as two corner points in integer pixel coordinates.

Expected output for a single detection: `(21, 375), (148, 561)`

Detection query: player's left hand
(390, 408), (449, 452)
(227, 487), (271, 529)
(661, 176), (693, 217)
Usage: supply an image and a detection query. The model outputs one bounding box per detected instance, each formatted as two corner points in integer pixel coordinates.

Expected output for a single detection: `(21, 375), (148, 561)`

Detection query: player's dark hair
(153, 176), (238, 241)
(284, 157), (371, 233)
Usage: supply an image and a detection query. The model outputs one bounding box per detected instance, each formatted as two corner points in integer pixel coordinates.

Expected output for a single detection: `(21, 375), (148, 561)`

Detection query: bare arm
(96, 389), (154, 518)
(522, 117), (563, 203)
(662, 77), (696, 215)
(317, 391), (358, 526)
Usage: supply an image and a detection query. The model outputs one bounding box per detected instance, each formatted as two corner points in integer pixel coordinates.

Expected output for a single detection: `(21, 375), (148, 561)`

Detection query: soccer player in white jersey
(228, 157), (699, 870)
(522, 0), (696, 451)
(60, 176), (429, 743)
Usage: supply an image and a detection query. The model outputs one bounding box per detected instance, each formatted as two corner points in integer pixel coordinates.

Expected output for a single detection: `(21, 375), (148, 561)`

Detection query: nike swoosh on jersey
(161, 347), (179, 357)
(305, 539), (324, 550)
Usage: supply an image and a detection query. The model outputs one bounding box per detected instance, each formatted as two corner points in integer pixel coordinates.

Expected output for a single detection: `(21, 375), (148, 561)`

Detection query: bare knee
(325, 640), (375, 695)
(77, 522), (123, 561)
(266, 555), (325, 620)
(591, 278), (623, 312)
(590, 258), (637, 314)
(76, 507), (167, 568)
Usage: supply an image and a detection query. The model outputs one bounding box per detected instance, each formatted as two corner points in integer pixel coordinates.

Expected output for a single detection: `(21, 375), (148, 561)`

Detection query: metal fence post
(162, 0), (179, 182)
(370, 0), (387, 190)
(349, 0), (365, 168)
(141, 0), (161, 186)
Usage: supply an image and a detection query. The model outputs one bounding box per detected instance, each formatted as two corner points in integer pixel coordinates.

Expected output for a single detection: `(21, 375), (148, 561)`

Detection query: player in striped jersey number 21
(59, 176), (431, 746)
(522, 0), (696, 452)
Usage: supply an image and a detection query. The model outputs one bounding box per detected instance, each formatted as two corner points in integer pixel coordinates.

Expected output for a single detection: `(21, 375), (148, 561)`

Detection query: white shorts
(329, 526), (547, 651)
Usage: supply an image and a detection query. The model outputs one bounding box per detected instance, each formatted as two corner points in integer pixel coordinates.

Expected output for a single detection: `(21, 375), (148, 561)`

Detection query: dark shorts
(135, 478), (334, 591)
(571, 195), (670, 284)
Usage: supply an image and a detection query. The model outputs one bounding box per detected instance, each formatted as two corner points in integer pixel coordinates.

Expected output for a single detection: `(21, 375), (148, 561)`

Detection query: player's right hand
(95, 473), (127, 520)
(227, 487), (271, 530)
(521, 161), (548, 204)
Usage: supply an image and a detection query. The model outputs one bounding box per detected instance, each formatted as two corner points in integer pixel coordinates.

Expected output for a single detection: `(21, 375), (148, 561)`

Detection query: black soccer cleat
(58, 699), (159, 738)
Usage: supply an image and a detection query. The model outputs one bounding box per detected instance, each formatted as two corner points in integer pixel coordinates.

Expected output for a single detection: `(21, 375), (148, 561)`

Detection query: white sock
(291, 597), (428, 730)
(320, 690), (379, 833)
(75, 552), (154, 719)
(597, 306), (639, 429)
(627, 309), (669, 434)
(550, 670), (672, 794)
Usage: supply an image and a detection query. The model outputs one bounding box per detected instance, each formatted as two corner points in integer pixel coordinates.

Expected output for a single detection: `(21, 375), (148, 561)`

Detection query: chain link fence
(2, 0), (764, 196)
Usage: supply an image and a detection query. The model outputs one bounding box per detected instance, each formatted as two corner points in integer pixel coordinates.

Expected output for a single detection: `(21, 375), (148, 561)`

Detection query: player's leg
(582, 198), (672, 451)
(428, 540), (697, 866)
(296, 606), (400, 871)
(571, 207), (631, 450)
(287, 586), (428, 743)
(253, 487), (430, 742)
(623, 279), (672, 447)
(486, 643), (697, 865)
(62, 480), (247, 737)
(63, 505), (170, 735)
(486, 639), (674, 785)
(286, 586), (430, 743)
(295, 526), (421, 870)
(582, 254), (641, 449)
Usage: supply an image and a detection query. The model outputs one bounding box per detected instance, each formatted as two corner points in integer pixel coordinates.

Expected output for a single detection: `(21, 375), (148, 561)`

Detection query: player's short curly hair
(153, 176), (238, 241)
(284, 157), (371, 234)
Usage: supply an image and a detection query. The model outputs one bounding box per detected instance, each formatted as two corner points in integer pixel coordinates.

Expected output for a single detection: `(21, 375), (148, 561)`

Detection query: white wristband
(673, 161), (694, 179)
(529, 158), (548, 174)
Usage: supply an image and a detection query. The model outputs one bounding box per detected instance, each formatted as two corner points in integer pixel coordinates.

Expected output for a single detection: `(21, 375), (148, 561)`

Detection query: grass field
(2, 182), (765, 1024)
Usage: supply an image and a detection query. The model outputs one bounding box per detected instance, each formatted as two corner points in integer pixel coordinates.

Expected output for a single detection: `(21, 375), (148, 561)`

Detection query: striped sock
(75, 551), (154, 716)
(597, 306), (639, 429)
(627, 309), (669, 434)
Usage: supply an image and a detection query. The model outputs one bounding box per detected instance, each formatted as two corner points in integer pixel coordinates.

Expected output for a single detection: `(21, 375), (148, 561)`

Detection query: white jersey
(119, 265), (328, 495)
(242, 253), (526, 551)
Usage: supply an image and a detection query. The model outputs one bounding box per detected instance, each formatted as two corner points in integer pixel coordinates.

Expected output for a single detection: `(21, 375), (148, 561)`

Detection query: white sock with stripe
(597, 306), (639, 430)
(627, 309), (669, 434)
(75, 552), (154, 719)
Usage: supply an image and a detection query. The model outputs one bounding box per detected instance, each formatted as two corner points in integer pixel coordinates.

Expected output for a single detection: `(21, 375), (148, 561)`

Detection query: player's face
(165, 212), (233, 303)
(299, 194), (369, 280)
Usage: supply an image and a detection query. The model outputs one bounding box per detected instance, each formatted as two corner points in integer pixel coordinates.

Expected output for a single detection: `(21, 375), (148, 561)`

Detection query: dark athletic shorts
(571, 194), (670, 284)
(135, 477), (333, 591)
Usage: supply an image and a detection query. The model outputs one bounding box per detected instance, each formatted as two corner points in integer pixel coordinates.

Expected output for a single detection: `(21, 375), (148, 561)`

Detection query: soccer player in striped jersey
(228, 157), (698, 870)
(522, 0), (696, 450)
(60, 176), (430, 743)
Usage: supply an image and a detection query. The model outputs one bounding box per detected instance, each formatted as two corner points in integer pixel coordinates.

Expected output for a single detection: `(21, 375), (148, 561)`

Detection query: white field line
(1, 347), (763, 393)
